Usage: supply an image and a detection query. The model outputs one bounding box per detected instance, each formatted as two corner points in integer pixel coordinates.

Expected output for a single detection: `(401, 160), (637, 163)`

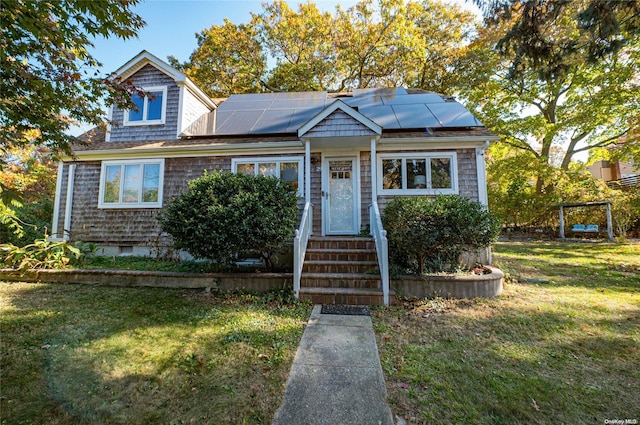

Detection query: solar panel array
(211, 88), (482, 135)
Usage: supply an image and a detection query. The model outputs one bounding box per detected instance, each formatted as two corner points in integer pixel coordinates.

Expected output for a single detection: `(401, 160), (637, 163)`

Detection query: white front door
(323, 157), (359, 235)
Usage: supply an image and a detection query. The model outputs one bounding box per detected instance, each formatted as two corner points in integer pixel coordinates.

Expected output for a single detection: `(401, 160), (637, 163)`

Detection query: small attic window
(124, 86), (167, 126)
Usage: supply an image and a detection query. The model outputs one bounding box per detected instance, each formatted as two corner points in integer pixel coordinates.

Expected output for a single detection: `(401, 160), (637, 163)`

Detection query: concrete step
(303, 260), (379, 274)
(299, 287), (390, 306)
(305, 249), (378, 262)
(301, 272), (381, 289)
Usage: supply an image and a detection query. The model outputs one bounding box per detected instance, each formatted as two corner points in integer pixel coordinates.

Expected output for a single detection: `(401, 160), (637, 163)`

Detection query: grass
(0, 284), (311, 424)
(373, 241), (640, 425)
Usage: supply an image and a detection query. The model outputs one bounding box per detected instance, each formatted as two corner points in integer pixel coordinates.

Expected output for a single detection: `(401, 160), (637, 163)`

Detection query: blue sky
(74, 0), (480, 135)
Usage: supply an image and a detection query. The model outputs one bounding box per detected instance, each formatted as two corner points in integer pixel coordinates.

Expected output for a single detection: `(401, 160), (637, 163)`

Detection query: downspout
(63, 164), (76, 241)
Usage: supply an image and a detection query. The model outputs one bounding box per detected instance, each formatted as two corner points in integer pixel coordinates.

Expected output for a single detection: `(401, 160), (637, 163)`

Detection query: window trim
(377, 152), (458, 195)
(98, 159), (164, 209)
(123, 86), (168, 126)
(231, 156), (304, 196)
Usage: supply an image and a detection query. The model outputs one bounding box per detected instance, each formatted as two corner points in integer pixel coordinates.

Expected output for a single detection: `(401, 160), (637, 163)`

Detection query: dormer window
(124, 86), (167, 126)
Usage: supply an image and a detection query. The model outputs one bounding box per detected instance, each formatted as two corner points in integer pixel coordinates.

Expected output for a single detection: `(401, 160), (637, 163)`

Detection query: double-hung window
(124, 86), (167, 126)
(232, 157), (303, 194)
(99, 159), (164, 208)
(378, 152), (458, 195)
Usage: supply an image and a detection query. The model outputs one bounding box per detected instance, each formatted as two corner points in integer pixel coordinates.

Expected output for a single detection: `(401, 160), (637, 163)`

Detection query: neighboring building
(51, 50), (498, 304)
(587, 159), (639, 189)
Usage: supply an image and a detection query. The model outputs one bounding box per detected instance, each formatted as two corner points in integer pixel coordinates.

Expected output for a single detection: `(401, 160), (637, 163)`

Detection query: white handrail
(293, 202), (313, 299)
(369, 202), (390, 306)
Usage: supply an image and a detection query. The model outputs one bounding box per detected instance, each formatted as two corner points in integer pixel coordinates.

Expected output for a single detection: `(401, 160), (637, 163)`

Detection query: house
(587, 158), (639, 190)
(51, 51), (498, 305)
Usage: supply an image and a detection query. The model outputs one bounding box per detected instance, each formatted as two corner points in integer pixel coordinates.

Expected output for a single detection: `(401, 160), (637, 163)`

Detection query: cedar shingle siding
(61, 157), (229, 245)
(109, 64), (180, 142)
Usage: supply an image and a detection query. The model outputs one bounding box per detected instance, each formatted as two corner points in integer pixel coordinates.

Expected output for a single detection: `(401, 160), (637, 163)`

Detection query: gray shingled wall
(109, 64), (180, 142)
(305, 110), (377, 138)
(67, 157), (230, 245)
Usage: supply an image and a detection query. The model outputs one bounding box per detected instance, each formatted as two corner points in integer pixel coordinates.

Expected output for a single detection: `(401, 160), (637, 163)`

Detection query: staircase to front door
(298, 236), (391, 305)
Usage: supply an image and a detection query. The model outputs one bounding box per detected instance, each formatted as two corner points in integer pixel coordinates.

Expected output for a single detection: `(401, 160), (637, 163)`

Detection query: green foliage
(0, 237), (81, 271)
(169, 18), (266, 98)
(176, 0), (477, 94)
(158, 171), (299, 270)
(0, 0), (145, 161)
(382, 195), (501, 274)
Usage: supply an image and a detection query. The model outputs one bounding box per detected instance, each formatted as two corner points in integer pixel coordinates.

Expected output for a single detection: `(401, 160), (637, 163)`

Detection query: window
(232, 157), (304, 194)
(123, 86), (167, 126)
(378, 152), (458, 195)
(99, 159), (164, 208)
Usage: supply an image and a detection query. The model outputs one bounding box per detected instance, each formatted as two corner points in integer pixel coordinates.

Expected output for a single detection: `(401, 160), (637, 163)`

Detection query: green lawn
(0, 285), (311, 425)
(373, 241), (640, 425)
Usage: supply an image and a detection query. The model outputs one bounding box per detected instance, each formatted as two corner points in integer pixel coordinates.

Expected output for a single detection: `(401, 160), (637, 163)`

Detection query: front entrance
(323, 156), (359, 235)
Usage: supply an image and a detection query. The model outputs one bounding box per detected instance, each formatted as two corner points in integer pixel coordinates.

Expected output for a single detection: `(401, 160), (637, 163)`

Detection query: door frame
(321, 154), (361, 236)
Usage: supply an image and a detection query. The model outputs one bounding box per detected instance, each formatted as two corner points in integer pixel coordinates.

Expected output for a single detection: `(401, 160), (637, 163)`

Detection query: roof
(183, 88), (485, 137)
(114, 50), (216, 110)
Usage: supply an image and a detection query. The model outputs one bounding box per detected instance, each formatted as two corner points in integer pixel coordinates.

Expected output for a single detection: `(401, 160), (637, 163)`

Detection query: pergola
(558, 201), (614, 241)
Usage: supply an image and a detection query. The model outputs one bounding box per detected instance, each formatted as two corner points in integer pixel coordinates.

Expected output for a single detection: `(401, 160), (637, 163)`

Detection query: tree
(158, 171), (299, 271)
(252, 0), (338, 91)
(177, 0), (477, 94)
(475, 0), (640, 79)
(169, 19), (267, 98)
(458, 12), (639, 194)
(0, 0), (145, 162)
(0, 144), (57, 244)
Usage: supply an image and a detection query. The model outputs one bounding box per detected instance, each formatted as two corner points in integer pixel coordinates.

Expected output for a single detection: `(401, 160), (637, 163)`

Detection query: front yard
(1, 241), (638, 424)
(373, 241), (640, 424)
(0, 286), (311, 424)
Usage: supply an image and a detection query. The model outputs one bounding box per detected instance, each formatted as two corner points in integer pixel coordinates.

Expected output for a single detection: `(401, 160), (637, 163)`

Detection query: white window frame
(377, 152), (458, 195)
(98, 159), (165, 209)
(231, 156), (304, 196)
(123, 86), (168, 126)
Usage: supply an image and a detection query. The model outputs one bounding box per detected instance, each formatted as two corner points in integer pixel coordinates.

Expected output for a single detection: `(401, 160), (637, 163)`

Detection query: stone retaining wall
(392, 267), (504, 299)
(0, 267), (504, 300)
(0, 269), (291, 293)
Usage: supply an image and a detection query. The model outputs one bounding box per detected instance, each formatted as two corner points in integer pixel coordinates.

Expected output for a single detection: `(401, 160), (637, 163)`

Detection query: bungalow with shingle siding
(51, 50), (497, 305)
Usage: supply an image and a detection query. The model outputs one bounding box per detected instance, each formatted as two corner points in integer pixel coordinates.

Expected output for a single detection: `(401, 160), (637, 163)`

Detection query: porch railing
(293, 202), (313, 299)
(369, 202), (390, 306)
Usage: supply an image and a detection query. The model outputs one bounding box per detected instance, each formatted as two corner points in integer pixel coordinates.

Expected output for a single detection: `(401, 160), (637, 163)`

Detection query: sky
(73, 0), (482, 135)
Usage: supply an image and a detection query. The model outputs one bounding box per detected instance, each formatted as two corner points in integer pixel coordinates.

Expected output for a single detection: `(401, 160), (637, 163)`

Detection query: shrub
(382, 195), (501, 274)
(158, 171), (299, 270)
(0, 237), (81, 270)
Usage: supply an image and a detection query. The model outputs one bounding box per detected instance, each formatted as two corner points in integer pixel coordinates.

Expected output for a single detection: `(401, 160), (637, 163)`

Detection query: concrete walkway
(272, 305), (395, 425)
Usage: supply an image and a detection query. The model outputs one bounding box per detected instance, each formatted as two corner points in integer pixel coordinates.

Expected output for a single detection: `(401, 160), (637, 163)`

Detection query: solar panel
(381, 93), (445, 105)
(224, 93), (279, 102)
(215, 110), (264, 134)
(275, 91), (327, 100)
(391, 104), (442, 129)
(270, 99), (325, 109)
(250, 109), (295, 134)
(359, 105), (401, 128)
(218, 100), (273, 111)
(353, 87), (407, 97)
(286, 107), (325, 132)
(200, 89), (482, 135)
(426, 102), (483, 127)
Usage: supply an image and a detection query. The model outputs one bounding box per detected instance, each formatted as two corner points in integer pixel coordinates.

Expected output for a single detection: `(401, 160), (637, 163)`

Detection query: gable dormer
(106, 50), (216, 143)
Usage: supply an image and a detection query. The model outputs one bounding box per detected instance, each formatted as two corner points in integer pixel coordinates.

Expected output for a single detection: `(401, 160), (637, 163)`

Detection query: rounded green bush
(158, 171), (299, 270)
(382, 195), (501, 274)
